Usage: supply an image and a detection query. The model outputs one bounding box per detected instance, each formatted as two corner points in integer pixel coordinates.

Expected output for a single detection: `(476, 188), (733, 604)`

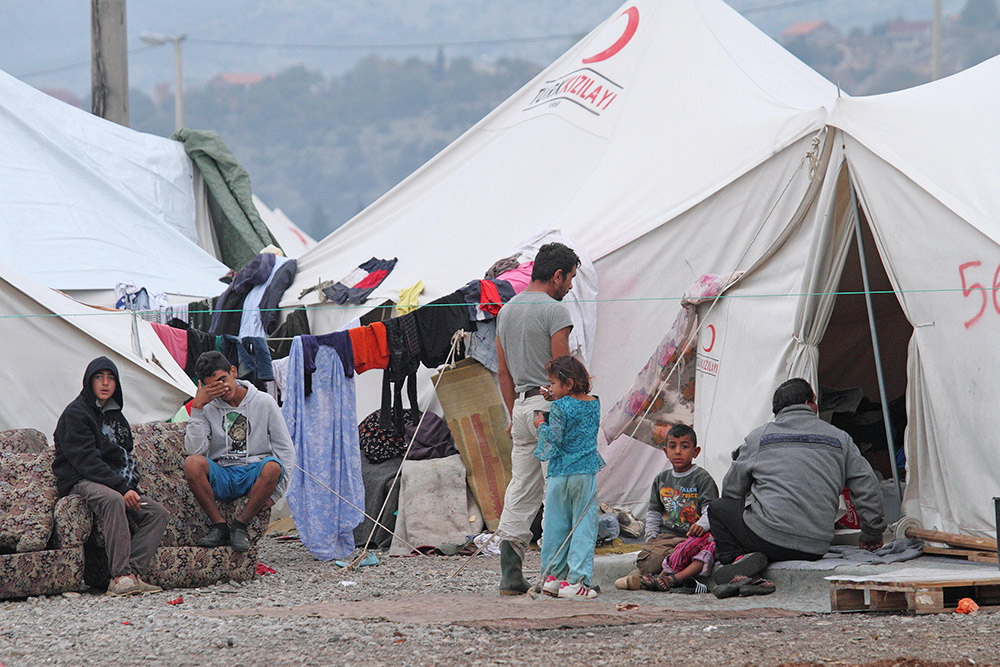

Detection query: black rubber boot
(499, 540), (531, 596)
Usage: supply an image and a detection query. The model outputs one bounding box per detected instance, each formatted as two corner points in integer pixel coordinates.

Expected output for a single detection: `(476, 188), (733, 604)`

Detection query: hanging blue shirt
(535, 396), (605, 478)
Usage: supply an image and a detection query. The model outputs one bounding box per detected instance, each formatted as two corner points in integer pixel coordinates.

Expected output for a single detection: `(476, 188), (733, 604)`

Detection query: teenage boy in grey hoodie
(708, 378), (886, 585)
(183, 351), (295, 552)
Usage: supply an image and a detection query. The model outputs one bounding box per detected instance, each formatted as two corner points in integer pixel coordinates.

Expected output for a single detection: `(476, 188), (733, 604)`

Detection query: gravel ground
(1, 537), (998, 666)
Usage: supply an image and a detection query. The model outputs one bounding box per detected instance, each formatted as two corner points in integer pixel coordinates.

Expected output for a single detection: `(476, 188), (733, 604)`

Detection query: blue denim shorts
(208, 457), (283, 502)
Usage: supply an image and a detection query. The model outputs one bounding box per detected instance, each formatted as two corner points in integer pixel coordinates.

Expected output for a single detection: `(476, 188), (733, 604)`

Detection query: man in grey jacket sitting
(708, 378), (886, 584)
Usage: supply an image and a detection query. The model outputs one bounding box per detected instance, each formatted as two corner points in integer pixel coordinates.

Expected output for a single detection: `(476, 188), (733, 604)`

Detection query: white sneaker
(558, 581), (598, 599)
(542, 575), (562, 597)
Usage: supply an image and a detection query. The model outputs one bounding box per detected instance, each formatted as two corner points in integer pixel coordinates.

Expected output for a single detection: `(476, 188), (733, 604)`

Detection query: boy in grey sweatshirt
(183, 351), (295, 552)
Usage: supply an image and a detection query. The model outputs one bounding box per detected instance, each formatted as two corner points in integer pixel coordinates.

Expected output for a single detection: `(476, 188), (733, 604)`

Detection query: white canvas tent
(0, 69), (228, 305)
(252, 195), (316, 258)
(0, 261), (196, 435)
(824, 54), (1000, 537)
(285, 0), (841, 507)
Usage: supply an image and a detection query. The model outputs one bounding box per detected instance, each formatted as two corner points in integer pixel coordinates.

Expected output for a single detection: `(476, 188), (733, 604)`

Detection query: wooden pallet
(828, 567), (1000, 614)
(922, 545), (999, 565)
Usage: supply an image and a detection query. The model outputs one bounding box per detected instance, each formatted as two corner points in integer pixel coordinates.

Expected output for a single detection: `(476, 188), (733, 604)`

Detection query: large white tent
(0, 261), (196, 435)
(0, 69), (228, 304)
(825, 54), (1000, 537)
(286, 0), (841, 507)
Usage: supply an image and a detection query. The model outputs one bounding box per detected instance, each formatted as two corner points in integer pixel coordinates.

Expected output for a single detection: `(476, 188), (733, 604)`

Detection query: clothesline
(0, 285), (971, 321)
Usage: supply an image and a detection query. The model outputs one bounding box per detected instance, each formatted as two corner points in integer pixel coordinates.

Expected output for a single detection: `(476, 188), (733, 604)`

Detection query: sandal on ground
(713, 574), (752, 599)
(739, 577), (776, 596)
(639, 572), (678, 592)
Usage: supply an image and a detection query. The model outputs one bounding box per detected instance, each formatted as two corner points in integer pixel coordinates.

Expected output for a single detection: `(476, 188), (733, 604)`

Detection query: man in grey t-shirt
(495, 242), (579, 595)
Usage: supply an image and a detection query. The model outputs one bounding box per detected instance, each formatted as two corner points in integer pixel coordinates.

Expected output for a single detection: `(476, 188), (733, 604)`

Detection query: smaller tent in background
(253, 195), (316, 258)
(0, 262), (195, 434)
(0, 69), (229, 307)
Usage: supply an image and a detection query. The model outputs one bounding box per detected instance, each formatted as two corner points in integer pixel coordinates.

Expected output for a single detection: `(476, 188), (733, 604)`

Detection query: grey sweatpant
(71, 479), (169, 578)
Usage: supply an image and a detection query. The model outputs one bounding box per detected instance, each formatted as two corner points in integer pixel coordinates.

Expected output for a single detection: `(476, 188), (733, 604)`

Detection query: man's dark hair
(531, 242), (580, 282)
(667, 423), (697, 446)
(195, 351), (233, 381)
(772, 378), (815, 415)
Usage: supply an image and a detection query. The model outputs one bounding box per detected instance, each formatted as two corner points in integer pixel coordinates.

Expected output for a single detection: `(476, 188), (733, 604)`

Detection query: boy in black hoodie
(53, 357), (169, 596)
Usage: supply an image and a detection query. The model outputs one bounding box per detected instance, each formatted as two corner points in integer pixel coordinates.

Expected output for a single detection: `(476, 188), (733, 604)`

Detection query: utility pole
(932, 0), (943, 80)
(91, 0), (130, 126)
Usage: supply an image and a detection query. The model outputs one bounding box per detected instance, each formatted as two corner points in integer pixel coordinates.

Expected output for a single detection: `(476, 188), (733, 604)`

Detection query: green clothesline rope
(0, 285), (981, 320)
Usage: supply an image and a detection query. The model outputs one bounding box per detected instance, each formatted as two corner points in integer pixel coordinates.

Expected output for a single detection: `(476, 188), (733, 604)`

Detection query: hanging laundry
(301, 331), (354, 395)
(186, 297), (215, 332)
(218, 335), (274, 383)
(321, 257), (398, 305)
(348, 321), (389, 373)
(496, 261), (534, 294)
(413, 290), (475, 368)
(150, 323), (188, 370)
(240, 256), (297, 339)
(268, 308), (311, 360)
(484, 253), (522, 280)
(466, 319), (499, 373)
(283, 338), (365, 561)
(382, 314), (422, 433)
(396, 280), (425, 316)
(209, 252), (276, 335)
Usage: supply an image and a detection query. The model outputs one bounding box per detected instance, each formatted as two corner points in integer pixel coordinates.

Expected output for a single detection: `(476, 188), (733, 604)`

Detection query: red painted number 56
(959, 261), (1000, 329)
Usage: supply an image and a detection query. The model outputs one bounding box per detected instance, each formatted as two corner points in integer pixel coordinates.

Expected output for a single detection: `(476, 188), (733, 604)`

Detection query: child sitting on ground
(640, 513), (713, 593)
(532, 356), (605, 600)
(616, 424), (719, 589)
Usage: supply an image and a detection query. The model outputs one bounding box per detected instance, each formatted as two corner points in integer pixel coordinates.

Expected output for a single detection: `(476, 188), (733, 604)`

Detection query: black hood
(81, 356), (124, 409)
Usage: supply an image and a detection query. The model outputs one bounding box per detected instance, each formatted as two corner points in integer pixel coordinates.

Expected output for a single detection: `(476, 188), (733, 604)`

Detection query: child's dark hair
(195, 351), (232, 381)
(545, 355), (591, 394)
(667, 423), (697, 446)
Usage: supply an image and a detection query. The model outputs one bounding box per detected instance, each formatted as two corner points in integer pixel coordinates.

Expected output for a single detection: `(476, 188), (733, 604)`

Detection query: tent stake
(847, 174), (903, 509)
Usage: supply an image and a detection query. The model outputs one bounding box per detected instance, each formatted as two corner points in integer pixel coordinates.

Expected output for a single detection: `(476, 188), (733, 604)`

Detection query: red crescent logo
(582, 6), (639, 64)
(703, 325), (716, 353)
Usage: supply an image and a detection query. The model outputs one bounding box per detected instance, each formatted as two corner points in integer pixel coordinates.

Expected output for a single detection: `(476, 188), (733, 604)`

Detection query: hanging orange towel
(349, 321), (390, 373)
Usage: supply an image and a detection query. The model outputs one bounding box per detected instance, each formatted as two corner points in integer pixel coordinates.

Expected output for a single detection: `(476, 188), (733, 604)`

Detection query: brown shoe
(134, 576), (163, 594)
(105, 575), (142, 597)
(614, 569), (643, 590)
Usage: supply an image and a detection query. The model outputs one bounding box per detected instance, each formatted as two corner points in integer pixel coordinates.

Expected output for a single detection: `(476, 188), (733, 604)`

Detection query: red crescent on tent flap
(581, 6), (639, 64)
(703, 324), (716, 353)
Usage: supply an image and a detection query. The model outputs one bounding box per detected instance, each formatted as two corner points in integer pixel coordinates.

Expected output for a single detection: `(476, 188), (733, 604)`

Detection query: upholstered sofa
(0, 429), (92, 599)
(86, 422), (270, 590)
(0, 423), (270, 598)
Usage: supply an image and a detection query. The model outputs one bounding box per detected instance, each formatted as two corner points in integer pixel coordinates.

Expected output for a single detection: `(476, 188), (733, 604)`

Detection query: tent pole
(847, 175), (903, 505)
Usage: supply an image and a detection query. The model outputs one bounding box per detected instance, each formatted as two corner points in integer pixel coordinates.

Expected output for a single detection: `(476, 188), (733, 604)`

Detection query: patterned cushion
(0, 428), (49, 453)
(144, 545), (258, 589)
(50, 494), (93, 549)
(0, 548), (86, 599)
(0, 451), (58, 553)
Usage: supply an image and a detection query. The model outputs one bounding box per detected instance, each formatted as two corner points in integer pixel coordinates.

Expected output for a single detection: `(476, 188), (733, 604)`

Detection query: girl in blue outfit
(533, 355), (605, 599)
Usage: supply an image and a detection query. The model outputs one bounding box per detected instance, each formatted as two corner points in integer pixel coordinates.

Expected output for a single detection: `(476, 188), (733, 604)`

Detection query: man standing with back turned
(495, 242), (580, 595)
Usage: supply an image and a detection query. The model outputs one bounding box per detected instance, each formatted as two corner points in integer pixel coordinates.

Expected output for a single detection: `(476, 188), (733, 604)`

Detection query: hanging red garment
(348, 321), (390, 373)
(478, 279), (503, 316)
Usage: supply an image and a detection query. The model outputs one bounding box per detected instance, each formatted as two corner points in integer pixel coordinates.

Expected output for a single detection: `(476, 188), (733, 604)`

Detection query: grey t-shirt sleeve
(545, 301), (574, 337)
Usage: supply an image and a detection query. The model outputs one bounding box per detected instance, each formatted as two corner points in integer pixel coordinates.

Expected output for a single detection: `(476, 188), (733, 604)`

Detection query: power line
(739, 0), (827, 15)
(16, 44), (156, 80)
(185, 33), (585, 51)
